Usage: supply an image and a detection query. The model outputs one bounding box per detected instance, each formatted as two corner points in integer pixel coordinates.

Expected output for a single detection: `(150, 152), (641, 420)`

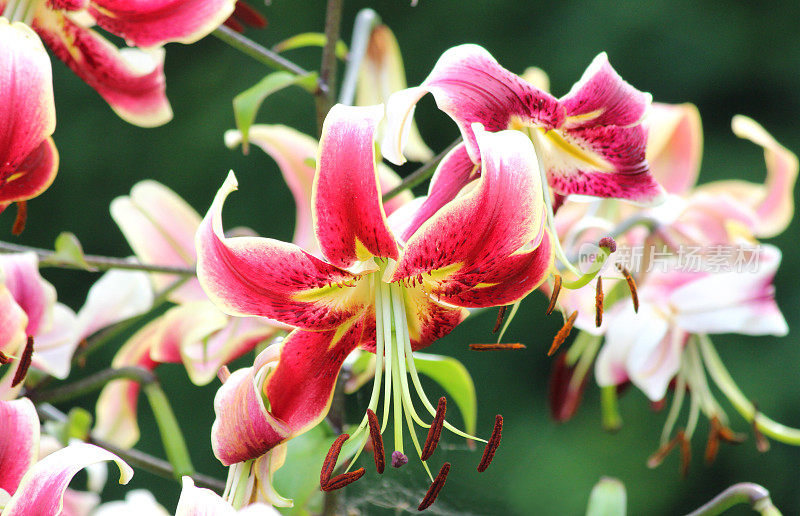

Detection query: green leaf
(413, 352), (477, 436)
(586, 477), (627, 516)
(274, 424), (334, 515)
(273, 33), (349, 60)
(233, 71), (318, 153)
(48, 232), (94, 271)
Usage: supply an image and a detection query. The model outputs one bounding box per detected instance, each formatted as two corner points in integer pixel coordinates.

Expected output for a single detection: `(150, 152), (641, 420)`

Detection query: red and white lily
(197, 104), (553, 502)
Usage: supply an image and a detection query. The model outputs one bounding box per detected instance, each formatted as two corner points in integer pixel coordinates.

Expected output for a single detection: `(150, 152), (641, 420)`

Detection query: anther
(320, 433), (349, 486)
(493, 305), (508, 334)
(599, 236), (617, 253)
(752, 407), (770, 452)
(417, 462), (451, 511)
(469, 343), (526, 351)
(477, 415), (503, 472)
(367, 409), (385, 473)
(322, 468), (366, 491)
(595, 276), (604, 328)
(0, 350), (9, 365)
(421, 397), (446, 461)
(705, 416), (745, 464)
(615, 264), (639, 313)
(217, 366), (231, 384)
(11, 336), (34, 388)
(647, 429), (690, 477)
(546, 275), (562, 316)
(548, 311), (577, 356)
(391, 451), (408, 468)
(678, 431), (691, 478)
(12, 201), (27, 235)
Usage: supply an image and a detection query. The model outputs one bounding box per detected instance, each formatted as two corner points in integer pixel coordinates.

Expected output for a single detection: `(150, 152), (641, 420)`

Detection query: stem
(382, 138), (462, 202)
(0, 241), (196, 275)
(315, 0), (344, 136)
(143, 382), (195, 478)
(27, 366), (155, 404)
(686, 483), (782, 516)
(338, 8), (380, 105)
(36, 403), (225, 492)
(212, 26), (316, 87)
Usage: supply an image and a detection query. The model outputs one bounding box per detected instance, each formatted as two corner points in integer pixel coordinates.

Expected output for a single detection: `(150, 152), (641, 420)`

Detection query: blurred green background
(11, 0), (800, 514)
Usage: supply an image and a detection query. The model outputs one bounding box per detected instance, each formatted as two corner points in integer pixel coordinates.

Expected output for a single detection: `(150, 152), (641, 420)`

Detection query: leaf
(273, 423), (334, 515)
(273, 33), (349, 60)
(233, 71), (319, 153)
(586, 477), (627, 516)
(48, 232), (94, 271)
(413, 352), (477, 436)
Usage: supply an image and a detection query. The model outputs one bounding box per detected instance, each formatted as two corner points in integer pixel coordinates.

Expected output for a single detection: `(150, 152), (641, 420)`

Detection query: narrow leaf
(49, 232), (94, 271)
(273, 32), (349, 60)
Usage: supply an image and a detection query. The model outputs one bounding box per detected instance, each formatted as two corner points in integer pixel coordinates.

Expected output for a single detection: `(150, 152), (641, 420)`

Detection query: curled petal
(382, 44), (562, 165)
(0, 398), (40, 498)
(2, 442), (133, 516)
(390, 125), (547, 306)
(0, 137), (59, 205)
(88, 0), (236, 48)
(696, 116), (798, 238)
(75, 269), (154, 340)
(314, 104), (398, 268)
(645, 103), (702, 195)
(35, 11), (172, 127)
(0, 252), (56, 336)
(196, 172), (370, 329)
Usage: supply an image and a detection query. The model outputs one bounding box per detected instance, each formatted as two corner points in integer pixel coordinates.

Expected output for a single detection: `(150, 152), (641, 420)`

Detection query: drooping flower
(197, 104), (553, 508)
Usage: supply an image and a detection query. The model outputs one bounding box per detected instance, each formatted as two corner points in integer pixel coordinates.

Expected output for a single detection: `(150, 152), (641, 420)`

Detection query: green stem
(337, 8), (380, 105)
(212, 26), (316, 91)
(0, 241), (196, 275)
(382, 138), (462, 202)
(686, 482), (782, 516)
(143, 382), (195, 478)
(697, 334), (800, 445)
(315, 0), (344, 136)
(27, 366), (155, 404)
(600, 385), (622, 432)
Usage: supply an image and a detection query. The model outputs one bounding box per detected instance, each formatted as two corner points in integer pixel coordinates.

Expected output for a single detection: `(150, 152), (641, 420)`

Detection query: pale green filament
(661, 364), (686, 445)
(224, 460), (254, 509)
(2, 0), (39, 23)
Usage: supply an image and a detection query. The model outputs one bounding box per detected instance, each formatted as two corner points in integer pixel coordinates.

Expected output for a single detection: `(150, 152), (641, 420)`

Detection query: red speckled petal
(0, 137), (58, 205)
(0, 398), (39, 498)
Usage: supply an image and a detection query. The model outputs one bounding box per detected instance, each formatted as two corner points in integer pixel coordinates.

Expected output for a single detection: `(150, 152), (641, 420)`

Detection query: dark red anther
(232, 1), (267, 28)
(599, 236), (617, 253)
(0, 350), (9, 365)
(595, 276), (604, 327)
(492, 305), (508, 334)
(548, 311), (577, 356)
(546, 275), (562, 316)
(421, 397), (446, 461)
(12, 201), (27, 235)
(705, 416), (745, 465)
(548, 353), (589, 422)
(391, 451), (408, 468)
(469, 343), (526, 351)
(616, 264), (639, 313)
(647, 429), (690, 477)
(322, 467), (365, 491)
(417, 462), (451, 511)
(366, 409), (385, 473)
(11, 336), (33, 387)
(477, 415), (503, 472)
(320, 433), (349, 486)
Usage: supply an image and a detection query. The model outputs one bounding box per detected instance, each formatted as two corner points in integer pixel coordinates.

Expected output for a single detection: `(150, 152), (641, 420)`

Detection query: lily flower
(197, 104), (553, 507)
(0, 397), (133, 515)
(0, 18), (57, 211)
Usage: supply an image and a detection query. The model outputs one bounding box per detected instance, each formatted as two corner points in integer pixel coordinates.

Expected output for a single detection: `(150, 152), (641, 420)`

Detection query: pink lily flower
(0, 19), (57, 210)
(382, 44), (664, 238)
(197, 104), (553, 497)
(0, 397), (133, 515)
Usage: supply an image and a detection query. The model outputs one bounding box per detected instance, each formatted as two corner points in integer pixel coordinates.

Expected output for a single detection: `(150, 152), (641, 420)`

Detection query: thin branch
(0, 241), (196, 275)
(27, 366), (156, 404)
(338, 8), (380, 105)
(382, 138), (462, 202)
(686, 483), (782, 516)
(315, 0), (345, 135)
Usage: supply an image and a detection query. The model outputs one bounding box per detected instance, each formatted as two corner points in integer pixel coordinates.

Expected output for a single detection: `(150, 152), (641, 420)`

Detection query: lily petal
(695, 116), (798, 238)
(34, 10), (172, 127)
(0, 252), (56, 336)
(175, 476), (279, 516)
(0, 283), (26, 355)
(390, 125), (549, 307)
(402, 286), (468, 350)
(75, 269), (154, 340)
(30, 303), (79, 379)
(0, 137), (59, 206)
(93, 490), (169, 516)
(0, 398), (39, 499)
(2, 442), (133, 516)
(314, 104), (398, 269)
(381, 44), (562, 165)
(196, 171), (370, 329)
(88, 0), (236, 48)
(645, 103), (702, 195)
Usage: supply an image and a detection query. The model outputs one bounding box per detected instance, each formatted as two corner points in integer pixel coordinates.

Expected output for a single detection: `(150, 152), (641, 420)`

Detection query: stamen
(679, 431), (691, 478)
(391, 450), (408, 468)
(752, 407), (770, 452)
(469, 343), (526, 351)
(599, 236), (617, 253)
(477, 415), (503, 472)
(595, 276), (603, 327)
(648, 429), (690, 477)
(12, 201), (27, 235)
(548, 311), (578, 356)
(546, 275), (562, 316)
(417, 462), (451, 511)
(217, 366), (231, 383)
(421, 397), (446, 461)
(367, 409), (385, 473)
(322, 468), (366, 491)
(0, 350), (9, 364)
(493, 305), (508, 333)
(615, 264), (639, 313)
(320, 433), (349, 486)
(11, 336), (34, 387)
